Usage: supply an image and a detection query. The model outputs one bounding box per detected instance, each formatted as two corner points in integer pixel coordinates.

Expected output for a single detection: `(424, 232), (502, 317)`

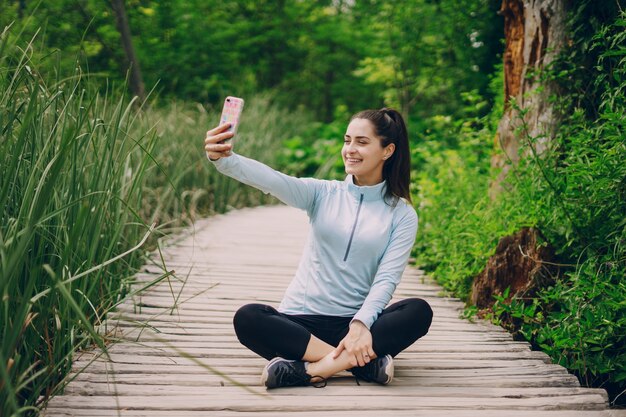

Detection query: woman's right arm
(204, 123), (322, 212)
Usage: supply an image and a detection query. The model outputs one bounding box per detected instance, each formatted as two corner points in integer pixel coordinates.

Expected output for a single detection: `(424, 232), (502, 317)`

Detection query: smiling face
(342, 118), (395, 186)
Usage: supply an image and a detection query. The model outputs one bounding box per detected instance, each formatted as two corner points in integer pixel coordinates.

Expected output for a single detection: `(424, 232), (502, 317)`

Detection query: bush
(412, 10), (626, 405)
(276, 118), (345, 180)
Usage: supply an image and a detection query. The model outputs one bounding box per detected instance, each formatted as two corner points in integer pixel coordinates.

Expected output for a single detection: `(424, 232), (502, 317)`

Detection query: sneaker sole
(260, 356), (285, 388)
(382, 354), (394, 384)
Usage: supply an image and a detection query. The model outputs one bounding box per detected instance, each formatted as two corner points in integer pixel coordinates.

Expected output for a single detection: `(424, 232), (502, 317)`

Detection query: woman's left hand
(333, 321), (375, 367)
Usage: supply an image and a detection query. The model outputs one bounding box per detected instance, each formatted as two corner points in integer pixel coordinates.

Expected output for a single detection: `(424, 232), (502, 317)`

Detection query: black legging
(233, 298), (433, 361)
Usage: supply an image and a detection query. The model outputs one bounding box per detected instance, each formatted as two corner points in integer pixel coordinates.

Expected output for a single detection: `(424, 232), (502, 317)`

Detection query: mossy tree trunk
(491, 0), (570, 193)
(474, 0), (571, 309)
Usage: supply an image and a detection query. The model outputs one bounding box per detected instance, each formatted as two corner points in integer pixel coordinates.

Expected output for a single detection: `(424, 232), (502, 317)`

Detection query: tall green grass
(0, 27), (310, 415)
(0, 29), (156, 415)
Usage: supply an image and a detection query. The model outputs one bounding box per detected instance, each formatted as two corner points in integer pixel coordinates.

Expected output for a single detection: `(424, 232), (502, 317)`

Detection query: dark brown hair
(350, 108), (412, 205)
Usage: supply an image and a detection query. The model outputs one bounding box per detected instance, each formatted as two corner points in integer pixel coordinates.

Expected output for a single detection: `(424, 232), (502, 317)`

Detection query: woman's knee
(371, 298), (433, 356)
(233, 303), (270, 339)
(405, 298), (434, 335)
(406, 297), (433, 318)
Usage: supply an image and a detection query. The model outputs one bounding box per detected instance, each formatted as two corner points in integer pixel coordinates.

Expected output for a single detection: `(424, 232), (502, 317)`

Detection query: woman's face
(342, 118), (395, 186)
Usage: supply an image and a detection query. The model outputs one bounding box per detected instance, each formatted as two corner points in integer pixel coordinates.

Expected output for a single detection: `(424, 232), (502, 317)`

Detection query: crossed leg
(233, 298), (433, 381)
(300, 335), (364, 381)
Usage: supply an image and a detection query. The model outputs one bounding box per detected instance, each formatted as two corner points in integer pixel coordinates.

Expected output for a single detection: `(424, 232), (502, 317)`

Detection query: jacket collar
(344, 175), (387, 201)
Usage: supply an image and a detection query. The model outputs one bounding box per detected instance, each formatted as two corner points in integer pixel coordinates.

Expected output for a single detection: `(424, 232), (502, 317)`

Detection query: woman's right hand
(204, 123), (235, 161)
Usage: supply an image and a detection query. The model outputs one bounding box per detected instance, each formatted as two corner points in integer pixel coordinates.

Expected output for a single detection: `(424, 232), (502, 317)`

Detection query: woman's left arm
(352, 208), (418, 328)
(333, 207), (418, 365)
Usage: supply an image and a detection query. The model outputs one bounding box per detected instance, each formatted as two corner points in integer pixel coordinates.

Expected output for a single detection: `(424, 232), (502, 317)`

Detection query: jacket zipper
(343, 193), (364, 261)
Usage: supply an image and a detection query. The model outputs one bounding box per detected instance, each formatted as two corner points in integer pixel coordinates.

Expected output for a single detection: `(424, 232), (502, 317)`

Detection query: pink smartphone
(219, 96), (245, 142)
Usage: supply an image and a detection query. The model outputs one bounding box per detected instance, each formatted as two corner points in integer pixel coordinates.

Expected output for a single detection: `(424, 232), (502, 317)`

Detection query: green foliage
(413, 8), (626, 405)
(0, 0), (502, 122)
(511, 9), (626, 400)
(353, 0), (502, 117)
(276, 119), (346, 180)
(532, 267), (626, 385)
(411, 73), (516, 296)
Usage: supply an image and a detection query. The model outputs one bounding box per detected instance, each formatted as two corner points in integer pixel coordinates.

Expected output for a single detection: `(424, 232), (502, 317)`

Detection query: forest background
(1, 0), (624, 415)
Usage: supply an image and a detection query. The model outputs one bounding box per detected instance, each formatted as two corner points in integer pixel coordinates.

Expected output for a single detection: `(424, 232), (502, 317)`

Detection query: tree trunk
(110, 0), (146, 104)
(17, 0), (26, 18)
(323, 41), (336, 123)
(490, 0), (569, 194)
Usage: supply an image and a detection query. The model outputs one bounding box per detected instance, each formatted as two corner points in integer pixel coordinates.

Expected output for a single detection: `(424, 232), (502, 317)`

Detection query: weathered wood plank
(73, 349), (554, 363)
(69, 362), (571, 379)
(66, 371), (582, 388)
(102, 320), (510, 336)
(41, 410), (626, 417)
(44, 393), (610, 411)
(58, 384), (608, 400)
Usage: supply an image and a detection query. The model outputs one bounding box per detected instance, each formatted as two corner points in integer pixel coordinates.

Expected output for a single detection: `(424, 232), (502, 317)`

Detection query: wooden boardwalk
(43, 205), (623, 416)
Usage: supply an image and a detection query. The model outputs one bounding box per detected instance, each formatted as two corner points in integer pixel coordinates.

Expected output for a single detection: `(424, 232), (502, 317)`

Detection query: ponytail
(350, 108), (412, 205)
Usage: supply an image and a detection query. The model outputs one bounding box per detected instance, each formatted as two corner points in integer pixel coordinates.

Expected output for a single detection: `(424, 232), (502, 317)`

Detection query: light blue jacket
(211, 153), (418, 328)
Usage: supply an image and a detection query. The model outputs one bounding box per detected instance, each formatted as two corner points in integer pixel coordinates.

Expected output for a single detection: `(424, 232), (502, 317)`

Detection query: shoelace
(309, 375), (328, 388)
(278, 361), (327, 388)
(350, 360), (380, 385)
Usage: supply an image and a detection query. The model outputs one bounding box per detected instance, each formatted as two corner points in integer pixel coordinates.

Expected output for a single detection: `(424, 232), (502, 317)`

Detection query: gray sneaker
(261, 357), (317, 389)
(350, 354), (394, 385)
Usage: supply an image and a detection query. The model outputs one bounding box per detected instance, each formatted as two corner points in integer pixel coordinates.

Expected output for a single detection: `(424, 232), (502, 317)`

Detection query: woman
(204, 108), (433, 389)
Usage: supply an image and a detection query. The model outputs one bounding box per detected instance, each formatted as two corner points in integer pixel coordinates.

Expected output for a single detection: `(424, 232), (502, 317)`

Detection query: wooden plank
(66, 372), (582, 388)
(42, 410), (626, 417)
(91, 341), (537, 353)
(95, 328), (520, 342)
(106, 311), (475, 323)
(58, 384), (609, 400)
(43, 388), (609, 410)
(103, 320), (510, 335)
(69, 362), (571, 378)
(41, 393), (609, 411)
(73, 355), (549, 369)
(73, 350), (554, 363)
